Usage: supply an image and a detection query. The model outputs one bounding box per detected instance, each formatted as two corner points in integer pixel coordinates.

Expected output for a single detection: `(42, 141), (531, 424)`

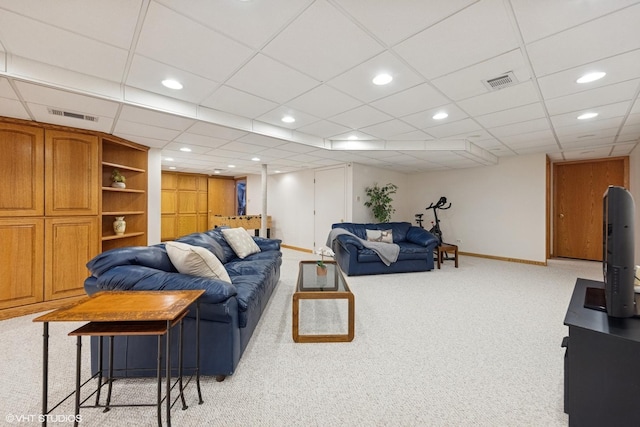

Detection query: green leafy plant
(364, 183), (398, 223)
(315, 246), (335, 268)
(111, 169), (126, 183)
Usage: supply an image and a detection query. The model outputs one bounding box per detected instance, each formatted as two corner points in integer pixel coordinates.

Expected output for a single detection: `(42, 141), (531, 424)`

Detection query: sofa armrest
(88, 265), (238, 305)
(335, 234), (365, 250)
(253, 236), (282, 251)
(406, 226), (439, 248)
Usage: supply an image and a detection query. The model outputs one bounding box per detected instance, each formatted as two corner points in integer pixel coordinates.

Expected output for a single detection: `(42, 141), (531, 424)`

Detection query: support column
(260, 164), (267, 237)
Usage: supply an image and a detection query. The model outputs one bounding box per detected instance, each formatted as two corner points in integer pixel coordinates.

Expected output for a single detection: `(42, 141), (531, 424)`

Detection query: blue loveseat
(83, 227), (282, 379)
(330, 222), (439, 276)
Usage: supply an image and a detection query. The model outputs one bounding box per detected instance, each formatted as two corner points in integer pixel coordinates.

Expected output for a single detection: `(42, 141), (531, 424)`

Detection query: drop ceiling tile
(200, 85), (278, 119)
(173, 133), (230, 149)
(431, 49), (530, 101)
(0, 10), (128, 81)
(116, 133), (169, 149)
(156, 0), (314, 50)
(336, 0), (476, 46)
(273, 142), (320, 153)
(402, 104), (468, 130)
(126, 55), (219, 104)
(0, 77), (17, 99)
(545, 80), (639, 116)
(136, 2), (254, 82)
(236, 133), (289, 148)
(556, 128), (618, 146)
(612, 142), (638, 156)
(330, 131), (376, 141)
(262, 0), (383, 81)
(329, 105), (392, 129)
(537, 50), (640, 100)
(296, 120), (351, 139)
(359, 119), (417, 139)
(488, 118), (550, 138)
(256, 107), (319, 130)
(457, 81), (539, 117)
(113, 119), (182, 141)
(0, 0), (142, 49)
(226, 54), (319, 104)
(510, 0), (638, 43)
(287, 85), (362, 119)
(371, 83), (450, 118)
(424, 118), (483, 139)
(186, 122), (249, 140)
(0, 98), (30, 120)
(327, 51), (426, 103)
(526, 4), (640, 77)
(387, 129), (433, 141)
(394, 0), (518, 79)
(550, 101), (629, 129)
(475, 102), (546, 128)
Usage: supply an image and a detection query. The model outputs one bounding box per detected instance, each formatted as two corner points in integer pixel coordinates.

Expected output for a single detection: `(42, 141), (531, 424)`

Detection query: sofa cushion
(175, 232), (226, 262)
(221, 227), (261, 258)
(165, 241), (231, 283)
(86, 245), (177, 277)
(204, 228), (238, 263)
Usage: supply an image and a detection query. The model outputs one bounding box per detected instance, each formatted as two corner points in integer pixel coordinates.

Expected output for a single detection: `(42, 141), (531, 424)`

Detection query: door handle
(559, 213), (565, 219)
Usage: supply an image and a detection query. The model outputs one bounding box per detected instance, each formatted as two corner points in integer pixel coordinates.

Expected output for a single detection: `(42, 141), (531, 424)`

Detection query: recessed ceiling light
(251, 157), (260, 161)
(577, 112), (598, 120)
(274, 170), (281, 173)
(576, 72), (606, 84)
(228, 164), (236, 168)
(432, 112), (448, 120)
(213, 169), (221, 174)
(372, 73), (393, 85)
(165, 157), (174, 161)
(179, 147), (192, 152)
(347, 135), (358, 140)
(282, 116), (295, 123)
(168, 166), (176, 170)
(161, 79), (183, 90)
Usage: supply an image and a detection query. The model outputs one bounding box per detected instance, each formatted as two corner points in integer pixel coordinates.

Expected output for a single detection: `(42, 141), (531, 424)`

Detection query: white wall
(351, 163), (410, 223)
(406, 153), (548, 263)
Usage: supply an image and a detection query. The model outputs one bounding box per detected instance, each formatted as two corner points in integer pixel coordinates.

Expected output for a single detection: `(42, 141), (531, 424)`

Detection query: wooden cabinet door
(45, 130), (99, 216)
(0, 123), (44, 217)
(0, 218), (44, 309)
(44, 217), (99, 300)
(208, 177), (236, 227)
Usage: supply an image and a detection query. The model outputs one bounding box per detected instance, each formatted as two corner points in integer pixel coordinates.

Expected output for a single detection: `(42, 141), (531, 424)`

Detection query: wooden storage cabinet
(45, 217), (99, 300)
(101, 137), (148, 251)
(161, 172), (208, 241)
(0, 218), (44, 309)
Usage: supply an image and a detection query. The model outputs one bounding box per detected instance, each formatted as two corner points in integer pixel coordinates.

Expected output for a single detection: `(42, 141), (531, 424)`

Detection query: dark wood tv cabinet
(563, 278), (640, 426)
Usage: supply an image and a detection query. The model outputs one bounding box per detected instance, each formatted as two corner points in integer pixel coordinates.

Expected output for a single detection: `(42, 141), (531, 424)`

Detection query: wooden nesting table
(33, 290), (205, 427)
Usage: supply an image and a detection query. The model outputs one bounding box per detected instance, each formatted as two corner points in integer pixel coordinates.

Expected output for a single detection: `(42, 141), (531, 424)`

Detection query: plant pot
(112, 181), (126, 189)
(316, 265), (327, 276)
(113, 216), (126, 235)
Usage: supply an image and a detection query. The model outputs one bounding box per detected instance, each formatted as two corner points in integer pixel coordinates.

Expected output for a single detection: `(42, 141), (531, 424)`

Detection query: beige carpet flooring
(0, 248), (602, 426)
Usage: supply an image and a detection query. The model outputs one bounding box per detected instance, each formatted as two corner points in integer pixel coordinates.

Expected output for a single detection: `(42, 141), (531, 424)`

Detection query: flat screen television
(601, 185), (636, 317)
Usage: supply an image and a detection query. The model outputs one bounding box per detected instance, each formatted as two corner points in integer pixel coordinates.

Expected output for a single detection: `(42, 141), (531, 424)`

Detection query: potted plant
(111, 169), (126, 188)
(315, 246), (335, 276)
(364, 182), (398, 223)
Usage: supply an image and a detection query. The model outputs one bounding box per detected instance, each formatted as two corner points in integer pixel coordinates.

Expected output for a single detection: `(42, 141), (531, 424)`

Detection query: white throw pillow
(366, 229), (393, 243)
(165, 241), (232, 283)
(221, 227), (261, 259)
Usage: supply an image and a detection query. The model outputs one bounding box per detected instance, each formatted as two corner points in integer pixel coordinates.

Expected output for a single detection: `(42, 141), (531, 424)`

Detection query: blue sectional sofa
(330, 222), (439, 276)
(83, 227), (282, 379)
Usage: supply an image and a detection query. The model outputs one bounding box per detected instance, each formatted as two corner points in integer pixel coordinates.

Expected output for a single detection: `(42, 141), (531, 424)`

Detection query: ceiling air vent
(48, 108), (98, 122)
(482, 71), (518, 91)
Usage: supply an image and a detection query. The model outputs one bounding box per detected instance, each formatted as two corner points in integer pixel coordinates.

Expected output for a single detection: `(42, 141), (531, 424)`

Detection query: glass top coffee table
(292, 260), (354, 343)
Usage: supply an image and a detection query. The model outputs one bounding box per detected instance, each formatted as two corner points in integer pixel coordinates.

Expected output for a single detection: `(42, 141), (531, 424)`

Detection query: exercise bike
(415, 196), (452, 245)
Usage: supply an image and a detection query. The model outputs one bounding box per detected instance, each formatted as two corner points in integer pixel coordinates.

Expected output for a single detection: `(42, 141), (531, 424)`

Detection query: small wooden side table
(33, 290), (204, 427)
(436, 244), (459, 269)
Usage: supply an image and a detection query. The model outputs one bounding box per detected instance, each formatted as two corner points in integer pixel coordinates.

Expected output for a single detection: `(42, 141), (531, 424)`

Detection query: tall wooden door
(207, 177), (236, 228)
(554, 158), (627, 260)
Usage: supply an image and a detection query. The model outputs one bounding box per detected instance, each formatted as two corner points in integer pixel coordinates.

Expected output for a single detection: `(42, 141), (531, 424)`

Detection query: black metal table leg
(104, 336), (114, 412)
(166, 320), (172, 427)
(74, 336), (81, 427)
(42, 322), (49, 427)
(95, 336), (103, 406)
(196, 301), (203, 404)
(156, 335), (162, 427)
(179, 319), (187, 410)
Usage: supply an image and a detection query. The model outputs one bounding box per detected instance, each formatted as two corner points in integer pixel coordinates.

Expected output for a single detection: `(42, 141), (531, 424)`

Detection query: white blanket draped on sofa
(326, 228), (400, 266)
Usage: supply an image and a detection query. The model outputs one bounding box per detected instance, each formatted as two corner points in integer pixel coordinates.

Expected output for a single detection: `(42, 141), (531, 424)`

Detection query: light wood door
(45, 130), (99, 216)
(208, 177), (236, 227)
(0, 123), (44, 217)
(45, 216), (99, 300)
(554, 158), (627, 260)
(0, 218), (44, 309)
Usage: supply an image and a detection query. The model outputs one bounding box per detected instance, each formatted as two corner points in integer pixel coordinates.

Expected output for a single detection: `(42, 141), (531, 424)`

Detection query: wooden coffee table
(292, 261), (354, 343)
(33, 290), (204, 427)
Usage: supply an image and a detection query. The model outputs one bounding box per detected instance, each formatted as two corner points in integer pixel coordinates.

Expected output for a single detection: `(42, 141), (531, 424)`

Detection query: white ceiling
(0, 0), (639, 176)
